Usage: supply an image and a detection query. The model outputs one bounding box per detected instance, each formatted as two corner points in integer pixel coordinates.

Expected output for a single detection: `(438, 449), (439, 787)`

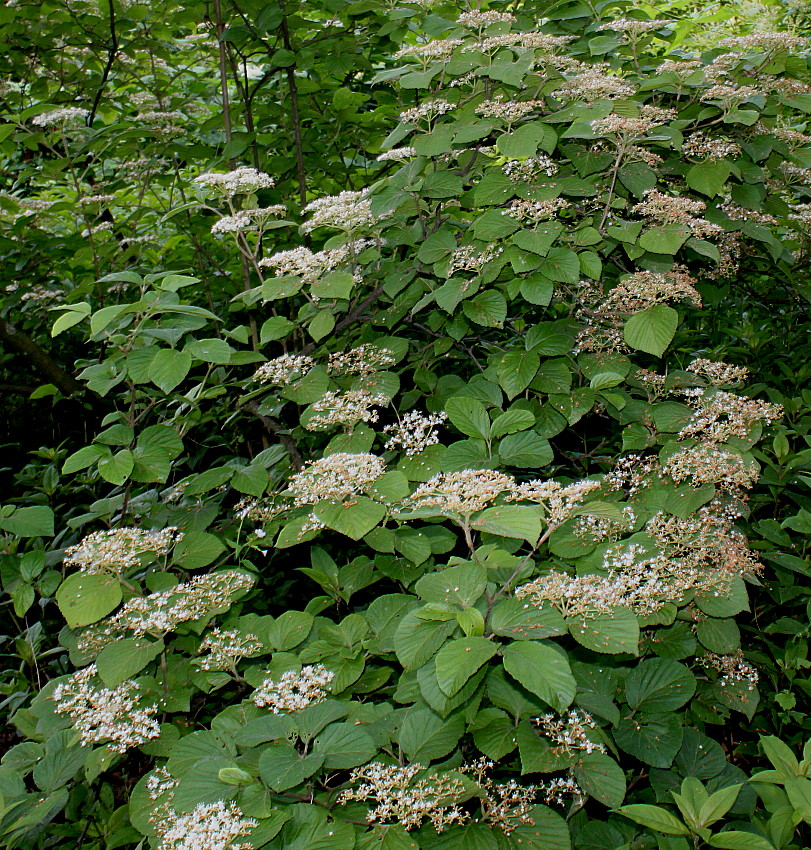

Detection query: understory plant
(2, 1), (811, 849)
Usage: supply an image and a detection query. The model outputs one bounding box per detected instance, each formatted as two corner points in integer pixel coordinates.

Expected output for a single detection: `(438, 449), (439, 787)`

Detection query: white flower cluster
(502, 155), (558, 181)
(662, 444), (759, 492)
(258, 240), (373, 285)
(384, 411), (447, 456)
(591, 105), (675, 137)
(632, 189), (722, 239)
(475, 97), (539, 123)
(399, 99), (454, 124)
(597, 18), (668, 34)
(502, 197), (569, 222)
(52, 664), (160, 753)
(302, 190), (387, 232)
(64, 526), (182, 575)
(304, 389), (391, 431)
(77, 570), (255, 653)
(508, 479), (601, 526)
(252, 664), (334, 712)
(155, 801), (257, 850)
(687, 358), (748, 385)
(395, 41), (463, 61)
(328, 345), (397, 376)
(537, 774), (585, 807)
(377, 146), (418, 162)
(555, 71), (636, 101)
(339, 762), (469, 833)
(534, 709), (605, 755)
(516, 541), (724, 619)
(194, 628), (263, 671)
(700, 651), (759, 690)
(402, 469), (516, 515)
(288, 452), (387, 505)
(32, 107), (89, 127)
(457, 10), (517, 27)
(447, 244), (503, 276)
(210, 213), (252, 234)
(678, 389), (783, 443)
(253, 354), (314, 386)
(683, 132), (742, 160)
(194, 167), (275, 196)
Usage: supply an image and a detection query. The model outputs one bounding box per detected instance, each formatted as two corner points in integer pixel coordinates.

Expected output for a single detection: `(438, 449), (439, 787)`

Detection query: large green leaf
(569, 608), (639, 655)
(399, 707), (465, 762)
(315, 497), (387, 540)
(312, 723), (377, 769)
(496, 351), (540, 399)
(623, 304), (679, 357)
(96, 638), (164, 687)
(572, 752), (627, 808)
(686, 160), (731, 197)
(56, 573), (122, 628)
(445, 397), (491, 439)
(501, 642), (576, 712)
(625, 659), (696, 712)
(614, 712), (684, 767)
(258, 743), (324, 792)
(150, 349), (192, 393)
(435, 637), (499, 697)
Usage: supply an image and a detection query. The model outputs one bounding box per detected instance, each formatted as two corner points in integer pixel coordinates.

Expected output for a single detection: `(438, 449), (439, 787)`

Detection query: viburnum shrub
(5, 4), (811, 849)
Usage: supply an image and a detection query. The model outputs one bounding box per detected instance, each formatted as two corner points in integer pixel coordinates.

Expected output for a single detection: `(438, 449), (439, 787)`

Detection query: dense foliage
(2, 1), (811, 849)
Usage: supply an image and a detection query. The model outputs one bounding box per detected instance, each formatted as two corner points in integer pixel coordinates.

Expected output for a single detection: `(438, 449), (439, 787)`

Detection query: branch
(241, 401), (304, 470)
(278, 0), (307, 206)
(299, 283), (387, 357)
(0, 318), (87, 398)
(0, 383), (36, 395)
(86, 0), (118, 127)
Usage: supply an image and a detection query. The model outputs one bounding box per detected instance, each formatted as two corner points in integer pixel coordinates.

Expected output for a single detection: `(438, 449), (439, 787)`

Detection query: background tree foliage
(2, 0), (811, 848)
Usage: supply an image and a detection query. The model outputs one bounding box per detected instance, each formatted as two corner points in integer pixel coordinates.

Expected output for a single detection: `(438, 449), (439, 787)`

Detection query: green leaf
(614, 712), (683, 767)
(231, 463), (269, 497)
(56, 572), (122, 628)
(572, 752), (627, 808)
(471, 505), (543, 542)
(51, 303), (91, 336)
(258, 743), (324, 792)
(496, 352), (540, 400)
(415, 563), (488, 607)
(399, 707), (465, 762)
(626, 659), (696, 712)
(308, 310), (335, 341)
(489, 599), (566, 641)
(395, 609), (456, 670)
(96, 638), (164, 687)
(260, 316), (295, 342)
(616, 804), (690, 835)
(185, 338), (232, 364)
(490, 408), (535, 438)
(312, 271), (355, 300)
(511, 224), (563, 257)
(498, 431), (553, 468)
(707, 833), (775, 850)
(172, 531), (226, 569)
(686, 161), (731, 197)
(97, 448), (134, 485)
(569, 608), (640, 655)
(313, 723), (378, 769)
(496, 122), (556, 158)
(505, 805), (571, 850)
(0, 505), (54, 537)
(445, 397), (491, 439)
(315, 497), (387, 540)
(501, 642), (576, 712)
(537, 247), (580, 283)
(638, 224), (690, 254)
(624, 304), (679, 357)
(435, 637), (499, 697)
(463, 291), (507, 327)
(150, 349), (193, 393)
